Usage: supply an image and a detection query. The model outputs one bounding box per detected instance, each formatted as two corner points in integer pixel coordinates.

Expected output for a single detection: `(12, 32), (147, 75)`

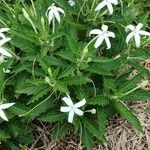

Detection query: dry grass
(29, 101), (150, 150)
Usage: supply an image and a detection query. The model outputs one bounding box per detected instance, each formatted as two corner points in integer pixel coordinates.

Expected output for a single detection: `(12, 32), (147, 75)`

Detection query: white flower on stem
(95, 0), (118, 15)
(0, 28), (10, 39)
(0, 38), (12, 57)
(46, 3), (65, 24)
(126, 23), (150, 47)
(0, 103), (15, 121)
(89, 24), (115, 49)
(68, 0), (75, 7)
(60, 94), (86, 123)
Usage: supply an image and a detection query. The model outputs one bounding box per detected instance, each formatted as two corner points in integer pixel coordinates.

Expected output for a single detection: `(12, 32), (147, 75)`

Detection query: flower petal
(101, 24), (108, 32)
(94, 36), (104, 48)
(136, 23), (143, 30)
(60, 106), (71, 112)
(95, 1), (106, 11)
(56, 7), (65, 15)
(126, 32), (134, 44)
(107, 31), (115, 38)
(68, 110), (74, 123)
(74, 108), (84, 116)
(0, 103), (15, 110)
(74, 98), (86, 108)
(54, 9), (61, 23)
(0, 47), (12, 57)
(138, 30), (150, 36)
(126, 25), (135, 31)
(0, 28), (9, 33)
(0, 38), (11, 46)
(104, 36), (111, 49)
(47, 10), (54, 24)
(62, 94), (73, 106)
(0, 33), (6, 39)
(89, 29), (102, 36)
(134, 33), (141, 47)
(107, 2), (113, 15)
(0, 110), (8, 121)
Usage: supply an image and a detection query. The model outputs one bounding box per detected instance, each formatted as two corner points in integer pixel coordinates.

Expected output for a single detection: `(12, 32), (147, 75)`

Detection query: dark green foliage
(0, 0), (149, 149)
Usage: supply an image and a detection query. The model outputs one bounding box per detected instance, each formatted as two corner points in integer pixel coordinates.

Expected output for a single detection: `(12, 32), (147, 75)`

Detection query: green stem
(51, 17), (55, 47)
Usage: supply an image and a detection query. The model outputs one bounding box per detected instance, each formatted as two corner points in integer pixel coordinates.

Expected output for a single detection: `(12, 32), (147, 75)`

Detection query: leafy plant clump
(0, 0), (150, 149)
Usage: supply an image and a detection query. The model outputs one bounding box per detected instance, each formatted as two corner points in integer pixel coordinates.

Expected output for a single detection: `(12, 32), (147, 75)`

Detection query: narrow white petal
(60, 106), (71, 112)
(0, 38), (11, 46)
(62, 94), (73, 106)
(74, 108), (84, 116)
(101, 24), (108, 32)
(134, 33), (141, 47)
(0, 33), (6, 39)
(107, 2), (113, 15)
(56, 7), (65, 15)
(68, 110), (74, 123)
(136, 23), (143, 30)
(0, 47), (12, 57)
(89, 29), (102, 36)
(54, 10), (61, 23)
(48, 10), (54, 24)
(104, 36), (111, 49)
(0, 110), (8, 121)
(0, 28), (9, 33)
(109, 0), (118, 5)
(107, 31), (115, 38)
(0, 103), (15, 110)
(138, 30), (150, 36)
(74, 99), (86, 108)
(126, 25), (135, 31)
(94, 36), (104, 48)
(126, 32), (134, 44)
(95, 1), (106, 11)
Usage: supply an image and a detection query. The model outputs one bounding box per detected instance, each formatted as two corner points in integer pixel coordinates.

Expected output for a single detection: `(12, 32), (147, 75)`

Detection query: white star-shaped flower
(126, 23), (150, 47)
(0, 103), (15, 121)
(95, 0), (118, 15)
(60, 94), (86, 123)
(89, 24), (115, 49)
(46, 3), (65, 24)
(0, 38), (12, 57)
(0, 28), (10, 39)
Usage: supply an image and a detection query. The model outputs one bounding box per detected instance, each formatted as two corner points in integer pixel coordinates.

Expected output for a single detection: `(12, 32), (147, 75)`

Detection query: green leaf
(61, 76), (91, 85)
(38, 112), (66, 123)
(98, 110), (107, 143)
(122, 90), (150, 101)
(112, 99), (144, 133)
(0, 130), (10, 141)
(28, 85), (50, 104)
(82, 127), (93, 150)
(87, 95), (109, 106)
(86, 64), (113, 76)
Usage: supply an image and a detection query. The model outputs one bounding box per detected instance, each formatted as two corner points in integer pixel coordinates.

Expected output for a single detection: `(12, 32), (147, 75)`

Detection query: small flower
(0, 103), (15, 121)
(60, 94), (86, 123)
(95, 0), (118, 15)
(89, 24), (115, 49)
(46, 3), (65, 24)
(68, 0), (75, 7)
(0, 38), (12, 57)
(0, 28), (10, 39)
(126, 23), (150, 47)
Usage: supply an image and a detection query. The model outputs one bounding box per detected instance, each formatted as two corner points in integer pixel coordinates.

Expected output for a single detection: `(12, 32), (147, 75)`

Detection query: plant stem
(51, 17), (55, 47)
